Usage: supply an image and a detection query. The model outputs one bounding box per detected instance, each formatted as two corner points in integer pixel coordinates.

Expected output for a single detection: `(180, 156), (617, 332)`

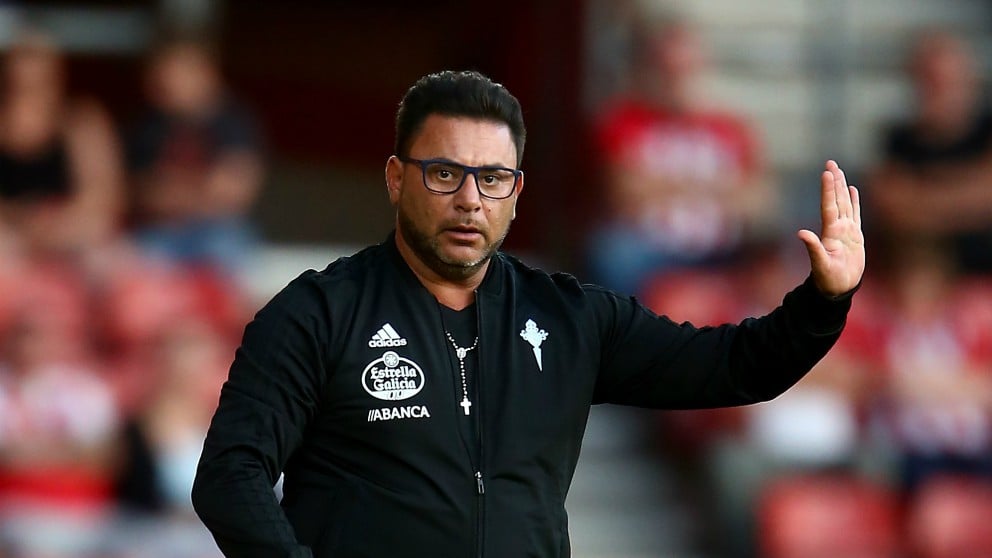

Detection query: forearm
(722, 277), (852, 402)
(874, 163), (992, 232)
(193, 449), (312, 558)
(923, 171), (992, 226)
(595, 277), (852, 408)
(192, 370), (316, 557)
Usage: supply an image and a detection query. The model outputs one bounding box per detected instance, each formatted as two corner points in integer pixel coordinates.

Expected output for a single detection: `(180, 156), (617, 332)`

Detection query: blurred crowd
(586, 13), (992, 558)
(0, 29), (262, 558)
(2, 8), (992, 558)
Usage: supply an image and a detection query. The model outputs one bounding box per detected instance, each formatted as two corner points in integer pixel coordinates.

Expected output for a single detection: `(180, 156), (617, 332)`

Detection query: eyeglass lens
(423, 161), (517, 198)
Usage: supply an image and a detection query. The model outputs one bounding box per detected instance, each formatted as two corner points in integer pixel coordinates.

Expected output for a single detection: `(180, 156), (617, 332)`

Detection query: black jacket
(192, 234), (853, 558)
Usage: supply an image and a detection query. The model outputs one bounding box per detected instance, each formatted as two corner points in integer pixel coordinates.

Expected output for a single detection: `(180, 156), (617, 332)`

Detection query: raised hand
(797, 160), (866, 297)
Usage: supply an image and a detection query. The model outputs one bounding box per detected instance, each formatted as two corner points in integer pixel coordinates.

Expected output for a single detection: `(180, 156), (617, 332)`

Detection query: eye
(426, 163), (462, 183)
(482, 169), (515, 185)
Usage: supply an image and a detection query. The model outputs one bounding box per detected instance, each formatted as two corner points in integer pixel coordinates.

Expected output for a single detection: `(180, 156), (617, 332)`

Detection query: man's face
(913, 36), (975, 100)
(386, 114), (523, 281)
(651, 25), (704, 85)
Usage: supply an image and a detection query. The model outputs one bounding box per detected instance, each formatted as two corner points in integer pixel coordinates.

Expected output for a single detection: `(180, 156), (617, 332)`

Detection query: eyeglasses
(398, 156), (522, 200)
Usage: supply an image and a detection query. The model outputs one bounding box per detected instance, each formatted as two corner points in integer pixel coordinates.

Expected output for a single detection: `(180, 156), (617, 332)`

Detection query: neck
(638, 77), (693, 112)
(394, 230), (486, 310)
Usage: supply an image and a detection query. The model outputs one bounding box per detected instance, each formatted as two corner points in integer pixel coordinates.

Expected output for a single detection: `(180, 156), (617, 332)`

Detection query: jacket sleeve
(591, 276), (854, 408)
(192, 273), (328, 557)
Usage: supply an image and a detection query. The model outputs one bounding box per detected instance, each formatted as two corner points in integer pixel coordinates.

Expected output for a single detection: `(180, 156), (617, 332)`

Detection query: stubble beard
(397, 206), (509, 283)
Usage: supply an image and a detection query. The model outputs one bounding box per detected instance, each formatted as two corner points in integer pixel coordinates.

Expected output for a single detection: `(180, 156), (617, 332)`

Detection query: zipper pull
(475, 471), (485, 495)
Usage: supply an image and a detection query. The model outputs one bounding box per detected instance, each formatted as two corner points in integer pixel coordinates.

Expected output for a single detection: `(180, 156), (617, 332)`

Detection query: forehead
(408, 114), (517, 167)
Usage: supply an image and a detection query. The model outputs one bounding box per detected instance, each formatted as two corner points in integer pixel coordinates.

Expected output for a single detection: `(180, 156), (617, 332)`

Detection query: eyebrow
(422, 157), (516, 169)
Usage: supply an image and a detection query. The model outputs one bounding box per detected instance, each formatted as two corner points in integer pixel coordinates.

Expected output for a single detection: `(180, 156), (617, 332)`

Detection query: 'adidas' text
(369, 323), (408, 348)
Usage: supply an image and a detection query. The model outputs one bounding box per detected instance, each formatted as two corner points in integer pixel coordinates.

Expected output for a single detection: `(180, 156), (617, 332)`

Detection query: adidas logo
(368, 323), (408, 348)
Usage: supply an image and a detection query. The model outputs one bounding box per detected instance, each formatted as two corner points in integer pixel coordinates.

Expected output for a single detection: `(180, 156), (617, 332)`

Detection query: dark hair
(394, 70), (526, 167)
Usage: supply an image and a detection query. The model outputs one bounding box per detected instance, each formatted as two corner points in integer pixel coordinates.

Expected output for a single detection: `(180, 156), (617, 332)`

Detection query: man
(588, 17), (777, 294)
(0, 31), (123, 257)
(192, 70), (864, 557)
(126, 38), (264, 277)
(870, 30), (992, 273)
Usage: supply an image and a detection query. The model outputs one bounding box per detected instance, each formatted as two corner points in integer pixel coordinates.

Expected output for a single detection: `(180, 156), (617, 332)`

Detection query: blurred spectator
(0, 31), (124, 259)
(871, 240), (992, 494)
(587, 14), (777, 294)
(97, 251), (247, 515)
(126, 37), (264, 279)
(0, 262), (121, 555)
(869, 30), (992, 274)
(115, 316), (231, 516)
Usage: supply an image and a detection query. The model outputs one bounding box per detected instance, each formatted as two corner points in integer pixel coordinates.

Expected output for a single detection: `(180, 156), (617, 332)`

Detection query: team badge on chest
(362, 351), (425, 400)
(520, 319), (549, 371)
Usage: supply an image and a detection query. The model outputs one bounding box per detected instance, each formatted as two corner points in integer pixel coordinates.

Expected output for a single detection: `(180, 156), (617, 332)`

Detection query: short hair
(394, 70), (526, 167)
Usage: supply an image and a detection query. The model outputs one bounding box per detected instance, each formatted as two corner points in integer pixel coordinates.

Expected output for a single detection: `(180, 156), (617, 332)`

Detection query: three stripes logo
(368, 323), (408, 348)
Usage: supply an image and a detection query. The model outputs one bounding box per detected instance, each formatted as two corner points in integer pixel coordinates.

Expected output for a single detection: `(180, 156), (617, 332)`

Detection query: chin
(440, 248), (486, 269)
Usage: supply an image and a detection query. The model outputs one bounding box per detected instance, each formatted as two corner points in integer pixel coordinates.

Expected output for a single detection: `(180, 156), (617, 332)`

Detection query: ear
(385, 155), (404, 205)
(511, 171), (524, 220)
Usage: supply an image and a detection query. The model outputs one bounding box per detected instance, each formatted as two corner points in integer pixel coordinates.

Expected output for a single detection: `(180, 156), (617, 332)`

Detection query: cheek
(486, 204), (514, 228)
(403, 190), (444, 222)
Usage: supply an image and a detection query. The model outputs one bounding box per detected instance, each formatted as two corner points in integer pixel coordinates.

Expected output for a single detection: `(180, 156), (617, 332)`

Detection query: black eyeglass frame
(398, 156), (523, 200)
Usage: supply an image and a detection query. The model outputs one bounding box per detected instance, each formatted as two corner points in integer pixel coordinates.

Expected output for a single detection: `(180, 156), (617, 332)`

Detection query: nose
(453, 172), (483, 212)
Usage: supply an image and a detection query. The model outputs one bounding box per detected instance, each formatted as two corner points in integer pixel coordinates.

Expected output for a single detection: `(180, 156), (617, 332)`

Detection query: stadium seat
(908, 475), (992, 558)
(758, 473), (900, 558)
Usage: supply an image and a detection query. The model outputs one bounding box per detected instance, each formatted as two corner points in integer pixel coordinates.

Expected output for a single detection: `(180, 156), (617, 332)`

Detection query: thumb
(797, 229), (828, 269)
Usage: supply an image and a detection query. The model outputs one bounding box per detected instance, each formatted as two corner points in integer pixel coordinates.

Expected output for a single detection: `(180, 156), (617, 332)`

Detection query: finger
(798, 229), (828, 269)
(850, 185), (861, 226)
(820, 169), (837, 224)
(825, 159), (841, 217)
(832, 161), (853, 219)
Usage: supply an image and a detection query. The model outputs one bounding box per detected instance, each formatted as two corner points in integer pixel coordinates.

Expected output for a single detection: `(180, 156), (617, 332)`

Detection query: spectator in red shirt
(864, 240), (992, 495)
(587, 16), (777, 294)
(0, 266), (120, 518)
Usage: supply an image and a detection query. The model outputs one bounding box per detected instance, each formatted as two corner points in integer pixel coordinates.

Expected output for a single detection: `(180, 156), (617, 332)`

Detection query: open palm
(798, 160), (866, 297)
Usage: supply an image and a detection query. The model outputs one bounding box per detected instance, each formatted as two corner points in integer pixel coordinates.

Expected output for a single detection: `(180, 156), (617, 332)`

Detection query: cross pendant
(460, 397), (472, 415)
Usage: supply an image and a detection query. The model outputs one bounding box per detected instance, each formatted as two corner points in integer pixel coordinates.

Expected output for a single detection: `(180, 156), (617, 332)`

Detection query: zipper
(474, 290), (486, 558)
(436, 296), (486, 557)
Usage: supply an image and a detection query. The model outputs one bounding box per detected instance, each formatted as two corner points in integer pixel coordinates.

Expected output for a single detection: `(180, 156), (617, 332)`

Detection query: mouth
(443, 224), (484, 243)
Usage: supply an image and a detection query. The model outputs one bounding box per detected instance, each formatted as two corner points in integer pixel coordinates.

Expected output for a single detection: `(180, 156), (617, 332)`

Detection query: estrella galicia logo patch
(362, 351), (425, 400)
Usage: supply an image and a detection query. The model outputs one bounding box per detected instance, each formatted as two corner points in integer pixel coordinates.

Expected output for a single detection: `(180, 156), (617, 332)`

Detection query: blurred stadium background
(1, 0), (992, 556)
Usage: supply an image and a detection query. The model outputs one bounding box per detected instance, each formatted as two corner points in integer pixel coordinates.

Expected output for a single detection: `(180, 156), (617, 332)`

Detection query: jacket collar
(383, 230), (505, 298)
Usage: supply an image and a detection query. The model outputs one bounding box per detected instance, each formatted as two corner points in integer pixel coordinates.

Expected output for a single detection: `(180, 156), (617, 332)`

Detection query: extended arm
(594, 161), (864, 407)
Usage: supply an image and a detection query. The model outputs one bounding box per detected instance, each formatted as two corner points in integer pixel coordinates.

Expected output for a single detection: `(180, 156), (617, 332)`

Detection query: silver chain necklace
(445, 331), (478, 415)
